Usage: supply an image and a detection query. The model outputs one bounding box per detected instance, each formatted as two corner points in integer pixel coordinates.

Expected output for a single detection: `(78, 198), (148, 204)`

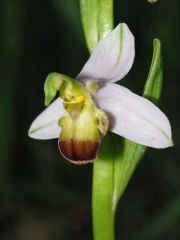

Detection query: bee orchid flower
(28, 23), (173, 164)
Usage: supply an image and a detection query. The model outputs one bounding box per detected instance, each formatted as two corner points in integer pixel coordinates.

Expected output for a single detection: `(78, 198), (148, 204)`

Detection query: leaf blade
(113, 39), (163, 208)
(79, 0), (113, 53)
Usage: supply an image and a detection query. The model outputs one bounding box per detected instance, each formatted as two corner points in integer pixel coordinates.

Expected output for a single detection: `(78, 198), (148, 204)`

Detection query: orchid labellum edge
(28, 23), (173, 165)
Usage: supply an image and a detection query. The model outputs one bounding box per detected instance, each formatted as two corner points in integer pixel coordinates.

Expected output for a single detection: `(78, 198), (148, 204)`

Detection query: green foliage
(113, 39), (163, 209)
(80, 0), (113, 52)
(144, 39), (162, 105)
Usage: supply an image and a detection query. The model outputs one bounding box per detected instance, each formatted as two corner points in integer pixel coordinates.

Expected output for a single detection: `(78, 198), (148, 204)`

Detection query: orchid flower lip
(58, 138), (99, 165)
(28, 22), (172, 151)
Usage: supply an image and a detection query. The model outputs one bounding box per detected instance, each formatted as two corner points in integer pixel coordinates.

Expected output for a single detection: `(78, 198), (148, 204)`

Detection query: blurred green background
(0, 0), (179, 239)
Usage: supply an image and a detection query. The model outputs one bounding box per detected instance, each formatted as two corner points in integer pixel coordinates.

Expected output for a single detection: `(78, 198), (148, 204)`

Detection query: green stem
(90, 1), (114, 239)
(92, 135), (115, 240)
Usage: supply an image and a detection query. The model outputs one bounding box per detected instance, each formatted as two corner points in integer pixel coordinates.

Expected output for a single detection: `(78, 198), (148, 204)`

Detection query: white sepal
(95, 83), (173, 148)
(77, 23), (135, 83)
(28, 98), (65, 140)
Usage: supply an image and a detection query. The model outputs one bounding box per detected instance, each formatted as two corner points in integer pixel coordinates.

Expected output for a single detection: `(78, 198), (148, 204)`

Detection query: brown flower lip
(58, 139), (100, 165)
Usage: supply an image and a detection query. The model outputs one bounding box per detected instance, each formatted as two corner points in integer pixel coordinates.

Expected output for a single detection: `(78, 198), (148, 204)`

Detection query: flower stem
(92, 134), (115, 240)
